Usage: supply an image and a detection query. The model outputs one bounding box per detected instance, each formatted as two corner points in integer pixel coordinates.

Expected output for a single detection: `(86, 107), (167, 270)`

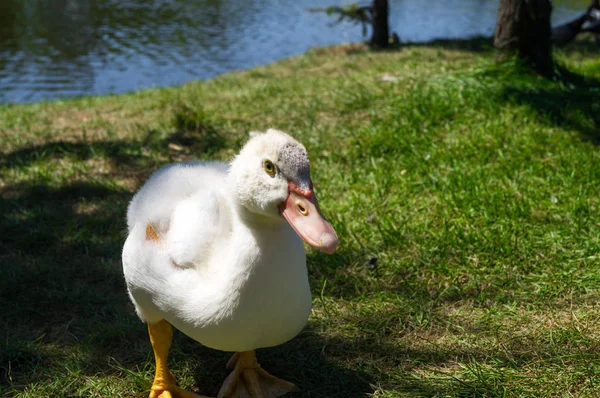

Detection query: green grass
(2, 37), (600, 397)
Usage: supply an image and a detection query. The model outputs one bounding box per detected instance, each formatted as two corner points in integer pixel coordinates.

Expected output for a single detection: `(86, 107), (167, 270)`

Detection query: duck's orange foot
(217, 351), (296, 398)
(147, 320), (212, 398)
(149, 383), (210, 398)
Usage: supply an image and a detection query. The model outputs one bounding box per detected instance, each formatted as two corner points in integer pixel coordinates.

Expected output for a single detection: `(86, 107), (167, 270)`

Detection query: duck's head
(229, 129), (338, 254)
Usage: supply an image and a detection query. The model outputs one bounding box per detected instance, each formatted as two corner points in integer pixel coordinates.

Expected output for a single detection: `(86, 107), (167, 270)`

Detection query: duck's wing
(126, 161), (231, 270)
(166, 189), (230, 269)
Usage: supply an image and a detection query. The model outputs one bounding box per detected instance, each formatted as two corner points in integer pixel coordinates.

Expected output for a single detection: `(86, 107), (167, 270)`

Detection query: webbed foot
(148, 320), (211, 398)
(217, 351), (296, 398)
(149, 382), (209, 398)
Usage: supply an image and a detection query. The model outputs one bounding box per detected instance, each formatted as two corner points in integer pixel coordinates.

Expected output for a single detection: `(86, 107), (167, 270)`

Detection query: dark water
(0, 0), (588, 104)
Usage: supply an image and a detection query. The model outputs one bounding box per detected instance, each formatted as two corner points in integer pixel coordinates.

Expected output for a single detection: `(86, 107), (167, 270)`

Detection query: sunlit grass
(1, 38), (600, 397)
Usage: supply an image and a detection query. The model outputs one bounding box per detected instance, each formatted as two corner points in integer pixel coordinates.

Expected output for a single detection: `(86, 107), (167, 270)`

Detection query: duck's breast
(239, 223), (312, 348)
(173, 222), (312, 352)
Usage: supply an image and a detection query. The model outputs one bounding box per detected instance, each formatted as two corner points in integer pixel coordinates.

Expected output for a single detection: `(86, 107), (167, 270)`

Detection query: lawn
(1, 38), (600, 397)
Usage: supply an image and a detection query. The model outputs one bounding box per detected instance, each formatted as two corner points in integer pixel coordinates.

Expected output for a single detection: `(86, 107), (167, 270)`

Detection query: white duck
(122, 129), (338, 398)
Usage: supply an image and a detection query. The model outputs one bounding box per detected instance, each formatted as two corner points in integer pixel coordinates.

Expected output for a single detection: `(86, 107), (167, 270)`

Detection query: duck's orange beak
(280, 181), (338, 254)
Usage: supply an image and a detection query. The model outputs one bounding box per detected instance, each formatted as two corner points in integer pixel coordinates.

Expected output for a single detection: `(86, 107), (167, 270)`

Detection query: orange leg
(217, 351), (295, 398)
(147, 320), (210, 398)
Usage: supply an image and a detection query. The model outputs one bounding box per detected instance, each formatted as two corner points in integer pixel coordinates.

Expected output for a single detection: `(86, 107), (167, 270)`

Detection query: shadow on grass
(331, 36), (495, 57)
(1, 130), (226, 174)
(0, 139), (146, 170)
(399, 34), (597, 54)
(0, 177), (137, 389)
(185, 330), (378, 398)
(0, 107), (230, 394)
(501, 67), (600, 143)
(555, 35), (600, 54)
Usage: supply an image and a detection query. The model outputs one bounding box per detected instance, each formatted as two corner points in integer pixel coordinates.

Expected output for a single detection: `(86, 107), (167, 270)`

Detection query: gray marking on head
(278, 143), (311, 189)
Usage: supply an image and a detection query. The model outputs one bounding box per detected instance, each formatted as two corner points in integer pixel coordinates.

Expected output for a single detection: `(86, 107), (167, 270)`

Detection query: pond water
(0, 0), (590, 104)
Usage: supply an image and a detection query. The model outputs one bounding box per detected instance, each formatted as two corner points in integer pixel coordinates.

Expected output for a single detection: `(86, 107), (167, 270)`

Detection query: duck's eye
(263, 160), (276, 176)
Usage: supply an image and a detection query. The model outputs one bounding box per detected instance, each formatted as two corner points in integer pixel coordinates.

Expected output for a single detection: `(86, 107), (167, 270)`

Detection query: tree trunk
(371, 0), (389, 47)
(494, 0), (553, 75)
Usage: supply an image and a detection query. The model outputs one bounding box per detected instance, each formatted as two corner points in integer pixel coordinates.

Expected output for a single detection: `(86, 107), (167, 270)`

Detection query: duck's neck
(224, 174), (286, 230)
(216, 192), (293, 298)
(235, 204), (284, 229)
